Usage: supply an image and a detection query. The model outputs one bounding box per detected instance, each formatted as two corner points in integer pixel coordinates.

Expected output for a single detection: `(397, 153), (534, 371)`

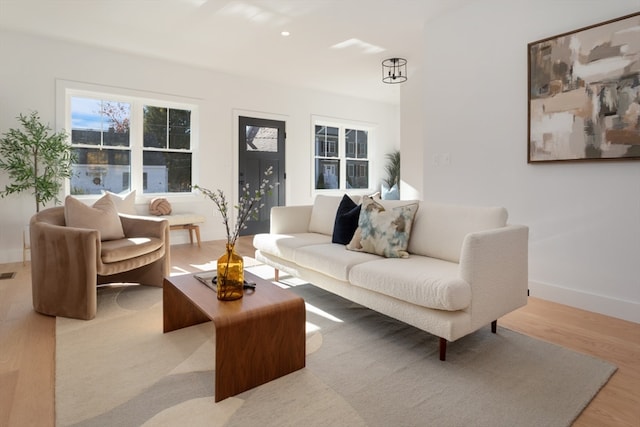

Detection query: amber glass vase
(216, 243), (244, 301)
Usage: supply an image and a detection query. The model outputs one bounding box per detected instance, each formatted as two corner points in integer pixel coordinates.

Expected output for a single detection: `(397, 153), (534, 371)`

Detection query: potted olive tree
(0, 111), (75, 212)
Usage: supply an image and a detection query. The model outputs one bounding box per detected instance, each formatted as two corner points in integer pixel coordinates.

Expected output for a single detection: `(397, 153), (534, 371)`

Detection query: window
(314, 120), (370, 191)
(345, 128), (368, 189)
(69, 98), (132, 195)
(143, 106), (192, 193)
(65, 88), (196, 196)
(314, 125), (340, 189)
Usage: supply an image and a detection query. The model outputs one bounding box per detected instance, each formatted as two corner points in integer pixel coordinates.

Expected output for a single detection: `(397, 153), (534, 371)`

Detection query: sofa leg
(491, 320), (497, 333)
(274, 268), (279, 282)
(439, 338), (447, 361)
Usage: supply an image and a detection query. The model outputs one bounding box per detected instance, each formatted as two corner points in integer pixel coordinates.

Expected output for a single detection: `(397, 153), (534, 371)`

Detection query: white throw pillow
(64, 195), (125, 241)
(103, 190), (137, 215)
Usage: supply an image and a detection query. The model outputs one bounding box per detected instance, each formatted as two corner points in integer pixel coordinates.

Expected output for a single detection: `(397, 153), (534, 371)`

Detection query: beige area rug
(56, 266), (616, 427)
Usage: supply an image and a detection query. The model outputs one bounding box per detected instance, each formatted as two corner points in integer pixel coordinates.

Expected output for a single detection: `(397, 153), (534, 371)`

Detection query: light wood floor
(1, 236), (638, 426)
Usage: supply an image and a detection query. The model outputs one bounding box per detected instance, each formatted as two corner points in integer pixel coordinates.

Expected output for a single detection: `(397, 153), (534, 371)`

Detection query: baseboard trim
(529, 280), (639, 324)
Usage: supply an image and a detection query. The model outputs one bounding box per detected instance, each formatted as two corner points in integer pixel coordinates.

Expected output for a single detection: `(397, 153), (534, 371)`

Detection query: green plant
(383, 149), (400, 188)
(0, 111), (76, 212)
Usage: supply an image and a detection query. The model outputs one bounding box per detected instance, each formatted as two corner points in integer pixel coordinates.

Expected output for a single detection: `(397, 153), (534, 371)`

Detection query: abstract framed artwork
(528, 12), (640, 163)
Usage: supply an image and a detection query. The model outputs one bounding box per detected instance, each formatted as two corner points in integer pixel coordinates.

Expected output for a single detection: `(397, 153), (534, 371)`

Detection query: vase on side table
(217, 243), (244, 301)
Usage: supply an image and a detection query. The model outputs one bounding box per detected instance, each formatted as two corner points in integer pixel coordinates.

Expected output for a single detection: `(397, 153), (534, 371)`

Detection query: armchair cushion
(64, 195), (125, 241)
(100, 237), (164, 263)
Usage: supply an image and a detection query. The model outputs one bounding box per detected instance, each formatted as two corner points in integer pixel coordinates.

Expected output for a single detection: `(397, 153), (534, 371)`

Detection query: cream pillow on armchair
(64, 195), (125, 241)
(102, 190), (137, 215)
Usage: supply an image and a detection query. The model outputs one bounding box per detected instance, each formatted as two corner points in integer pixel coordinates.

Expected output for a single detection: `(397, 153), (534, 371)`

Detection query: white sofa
(253, 195), (529, 360)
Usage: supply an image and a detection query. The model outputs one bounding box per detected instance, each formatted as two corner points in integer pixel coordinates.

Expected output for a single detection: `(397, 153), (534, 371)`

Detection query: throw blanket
(149, 198), (172, 216)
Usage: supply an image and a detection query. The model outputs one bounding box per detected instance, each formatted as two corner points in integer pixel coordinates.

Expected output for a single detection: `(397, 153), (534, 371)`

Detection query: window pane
(71, 97), (102, 145)
(345, 129), (356, 158)
(346, 128), (367, 159)
(314, 126), (324, 156)
(100, 101), (131, 147)
(144, 106), (167, 148)
(315, 125), (339, 158)
(71, 97), (101, 146)
(71, 97), (130, 147)
(356, 130), (368, 158)
(169, 109), (191, 150)
(70, 148), (131, 195)
(103, 127), (130, 147)
(143, 151), (192, 193)
(246, 125), (277, 152)
(346, 160), (368, 189)
(315, 158), (340, 189)
(144, 107), (191, 150)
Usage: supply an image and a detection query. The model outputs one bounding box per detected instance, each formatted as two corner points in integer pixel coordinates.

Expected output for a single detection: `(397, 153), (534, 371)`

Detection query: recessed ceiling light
(281, 31), (290, 37)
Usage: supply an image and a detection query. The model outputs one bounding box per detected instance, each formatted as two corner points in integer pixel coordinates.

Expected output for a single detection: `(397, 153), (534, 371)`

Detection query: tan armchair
(30, 206), (170, 320)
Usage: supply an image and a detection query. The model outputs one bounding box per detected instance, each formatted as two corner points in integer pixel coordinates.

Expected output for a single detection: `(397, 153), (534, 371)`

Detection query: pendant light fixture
(382, 58), (407, 84)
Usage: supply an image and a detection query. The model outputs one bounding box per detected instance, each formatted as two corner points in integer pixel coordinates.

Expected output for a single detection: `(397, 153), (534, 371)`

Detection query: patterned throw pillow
(347, 196), (418, 258)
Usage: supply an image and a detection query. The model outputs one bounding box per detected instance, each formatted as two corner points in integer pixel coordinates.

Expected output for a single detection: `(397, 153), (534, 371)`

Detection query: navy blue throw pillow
(332, 195), (362, 244)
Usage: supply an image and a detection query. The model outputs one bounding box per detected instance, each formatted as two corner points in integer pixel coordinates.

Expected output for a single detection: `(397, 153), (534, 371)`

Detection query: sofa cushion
(294, 243), (381, 281)
(308, 195), (341, 235)
(64, 195), (125, 241)
(348, 196), (418, 258)
(408, 202), (508, 263)
(309, 194), (360, 236)
(332, 194), (361, 244)
(349, 256), (472, 311)
(100, 237), (164, 263)
(253, 232), (332, 261)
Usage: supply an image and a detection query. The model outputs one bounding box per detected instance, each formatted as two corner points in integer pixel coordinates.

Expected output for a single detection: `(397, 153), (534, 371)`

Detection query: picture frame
(528, 12), (640, 163)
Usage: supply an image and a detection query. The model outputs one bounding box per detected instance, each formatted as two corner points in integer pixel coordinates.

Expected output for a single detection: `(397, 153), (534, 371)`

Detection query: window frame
(57, 80), (200, 201)
(311, 115), (374, 194)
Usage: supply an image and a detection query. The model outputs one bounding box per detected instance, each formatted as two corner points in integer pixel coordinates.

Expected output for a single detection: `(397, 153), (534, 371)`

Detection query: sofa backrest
(308, 194), (361, 235)
(407, 202), (508, 263)
(306, 195), (507, 264)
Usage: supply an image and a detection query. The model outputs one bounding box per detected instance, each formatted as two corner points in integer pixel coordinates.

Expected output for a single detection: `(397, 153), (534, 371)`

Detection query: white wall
(400, 59), (424, 200)
(0, 31), (399, 263)
(413, 0), (640, 322)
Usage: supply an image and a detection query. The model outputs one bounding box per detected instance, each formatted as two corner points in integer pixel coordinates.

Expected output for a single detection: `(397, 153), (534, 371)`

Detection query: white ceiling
(0, 0), (467, 104)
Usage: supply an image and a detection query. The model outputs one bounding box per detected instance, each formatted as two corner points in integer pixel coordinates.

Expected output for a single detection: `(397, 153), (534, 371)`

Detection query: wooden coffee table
(163, 270), (306, 402)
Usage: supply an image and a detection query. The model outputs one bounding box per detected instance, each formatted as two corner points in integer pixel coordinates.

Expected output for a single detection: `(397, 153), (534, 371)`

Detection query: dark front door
(238, 116), (285, 235)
